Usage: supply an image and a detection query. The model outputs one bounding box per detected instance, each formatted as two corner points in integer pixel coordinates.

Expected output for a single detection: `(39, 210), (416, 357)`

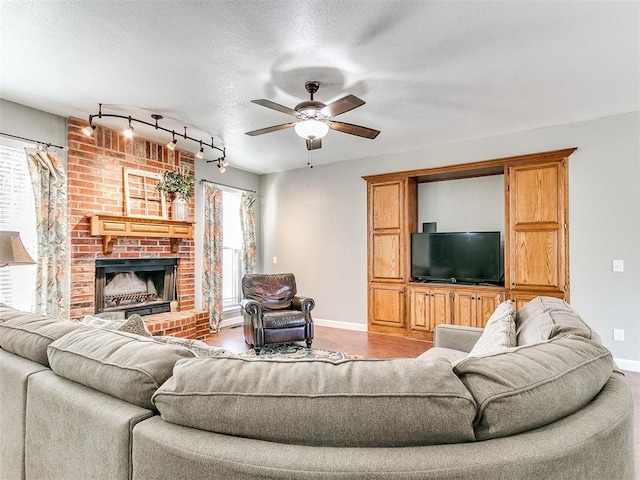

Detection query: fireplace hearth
(95, 258), (178, 317)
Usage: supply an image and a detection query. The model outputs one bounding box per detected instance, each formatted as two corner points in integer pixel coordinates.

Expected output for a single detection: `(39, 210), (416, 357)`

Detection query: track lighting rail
(83, 103), (226, 160)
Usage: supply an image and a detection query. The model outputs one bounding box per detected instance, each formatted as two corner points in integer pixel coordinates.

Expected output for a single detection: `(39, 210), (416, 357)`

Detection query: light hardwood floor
(205, 324), (639, 475)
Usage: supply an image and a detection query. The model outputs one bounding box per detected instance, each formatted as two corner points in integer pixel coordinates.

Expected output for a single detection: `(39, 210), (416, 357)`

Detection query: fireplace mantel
(89, 214), (194, 254)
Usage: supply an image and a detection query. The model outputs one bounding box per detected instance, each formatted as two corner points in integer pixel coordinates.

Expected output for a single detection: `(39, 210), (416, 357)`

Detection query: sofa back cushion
(47, 326), (195, 409)
(0, 306), (82, 367)
(454, 334), (613, 440)
(241, 273), (297, 309)
(153, 356), (477, 447)
(515, 296), (595, 345)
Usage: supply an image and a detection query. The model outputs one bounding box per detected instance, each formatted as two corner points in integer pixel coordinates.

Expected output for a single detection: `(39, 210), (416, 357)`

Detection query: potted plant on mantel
(156, 168), (195, 221)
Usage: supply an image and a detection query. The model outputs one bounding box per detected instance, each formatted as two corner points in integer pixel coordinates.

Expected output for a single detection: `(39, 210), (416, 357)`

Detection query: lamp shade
(294, 120), (329, 140)
(0, 231), (36, 267)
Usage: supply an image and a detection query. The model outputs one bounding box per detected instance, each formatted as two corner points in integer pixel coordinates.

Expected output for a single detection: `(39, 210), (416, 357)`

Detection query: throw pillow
(82, 313), (152, 337)
(117, 314), (152, 337)
(467, 300), (516, 357)
(153, 335), (234, 357)
(81, 315), (125, 330)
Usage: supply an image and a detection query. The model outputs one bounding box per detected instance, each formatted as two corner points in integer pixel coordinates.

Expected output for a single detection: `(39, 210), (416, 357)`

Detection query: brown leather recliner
(241, 273), (314, 353)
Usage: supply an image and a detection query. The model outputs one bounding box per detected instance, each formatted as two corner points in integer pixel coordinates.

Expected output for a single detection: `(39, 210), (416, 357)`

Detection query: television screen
(411, 231), (502, 284)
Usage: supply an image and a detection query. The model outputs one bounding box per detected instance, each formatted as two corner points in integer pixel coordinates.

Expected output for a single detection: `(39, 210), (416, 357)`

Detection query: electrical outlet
(272, 256), (278, 264)
(613, 329), (625, 342)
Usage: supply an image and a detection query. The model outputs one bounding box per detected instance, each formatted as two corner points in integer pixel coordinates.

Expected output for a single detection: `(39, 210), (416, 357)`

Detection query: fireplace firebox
(95, 258), (178, 317)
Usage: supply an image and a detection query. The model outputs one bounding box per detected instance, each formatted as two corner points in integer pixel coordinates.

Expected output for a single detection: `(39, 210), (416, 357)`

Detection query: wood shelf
(89, 214), (194, 254)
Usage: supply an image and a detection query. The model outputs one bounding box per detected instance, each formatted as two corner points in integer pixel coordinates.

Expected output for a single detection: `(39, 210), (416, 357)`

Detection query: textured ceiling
(1, 1), (638, 174)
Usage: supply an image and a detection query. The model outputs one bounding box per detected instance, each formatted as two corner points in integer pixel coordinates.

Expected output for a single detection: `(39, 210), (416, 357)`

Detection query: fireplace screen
(95, 258), (178, 317)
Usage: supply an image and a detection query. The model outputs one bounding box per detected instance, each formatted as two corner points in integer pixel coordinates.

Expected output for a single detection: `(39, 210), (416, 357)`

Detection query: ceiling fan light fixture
(295, 119), (329, 140)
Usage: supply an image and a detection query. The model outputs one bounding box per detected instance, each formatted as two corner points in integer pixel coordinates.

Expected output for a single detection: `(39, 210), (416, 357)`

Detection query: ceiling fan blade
(245, 122), (295, 136)
(306, 138), (322, 150)
(251, 99), (298, 116)
(320, 95), (365, 117)
(327, 121), (380, 139)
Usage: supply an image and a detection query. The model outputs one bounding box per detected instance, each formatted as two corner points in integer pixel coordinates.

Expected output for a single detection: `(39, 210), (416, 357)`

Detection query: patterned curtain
(25, 148), (68, 317)
(202, 184), (223, 332)
(240, 192), (257, 274)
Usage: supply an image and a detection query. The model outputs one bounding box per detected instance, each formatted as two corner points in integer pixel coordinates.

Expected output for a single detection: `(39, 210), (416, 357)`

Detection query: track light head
(123, 118), (134, 139)
(82, 124), (96, 137)
(218, 164), (226, 174)
(196, 141), (204, 159)
(167, 139), (177, 151)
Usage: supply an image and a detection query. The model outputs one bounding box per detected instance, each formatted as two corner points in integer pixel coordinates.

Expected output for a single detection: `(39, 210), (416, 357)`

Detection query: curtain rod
(199, 178), (256, 194)
(0, 131), (67, 151)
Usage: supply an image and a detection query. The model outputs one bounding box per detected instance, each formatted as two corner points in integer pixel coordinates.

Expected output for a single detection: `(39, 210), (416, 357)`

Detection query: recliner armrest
(240, 299), (262, 316)
(433, 324), (483, 353)
(291, 296), (315, 314)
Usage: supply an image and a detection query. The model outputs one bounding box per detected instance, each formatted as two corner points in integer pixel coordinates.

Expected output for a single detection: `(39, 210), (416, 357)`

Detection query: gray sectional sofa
(0, 297), (635, 480)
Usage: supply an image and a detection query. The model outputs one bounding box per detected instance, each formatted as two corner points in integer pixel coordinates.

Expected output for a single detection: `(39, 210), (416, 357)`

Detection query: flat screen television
(411, 231), (503, 285)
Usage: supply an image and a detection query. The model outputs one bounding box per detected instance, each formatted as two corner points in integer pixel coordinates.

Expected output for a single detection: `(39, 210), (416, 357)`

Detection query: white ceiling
(1, 1), (638, 174)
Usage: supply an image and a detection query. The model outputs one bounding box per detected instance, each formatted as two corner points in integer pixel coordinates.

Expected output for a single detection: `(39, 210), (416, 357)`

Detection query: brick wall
(67, 117), (198, 323)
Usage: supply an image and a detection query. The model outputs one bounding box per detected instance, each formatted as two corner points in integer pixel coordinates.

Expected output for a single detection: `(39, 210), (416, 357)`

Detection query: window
(0, 144), (37, 311)
(221, 189), (244, 310)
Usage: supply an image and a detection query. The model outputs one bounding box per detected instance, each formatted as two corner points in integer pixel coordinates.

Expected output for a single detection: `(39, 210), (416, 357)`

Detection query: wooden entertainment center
(364, 148), (576, 341)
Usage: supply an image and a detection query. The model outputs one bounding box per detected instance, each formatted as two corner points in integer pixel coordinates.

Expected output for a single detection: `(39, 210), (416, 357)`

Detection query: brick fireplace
(67, 118), (209, 339)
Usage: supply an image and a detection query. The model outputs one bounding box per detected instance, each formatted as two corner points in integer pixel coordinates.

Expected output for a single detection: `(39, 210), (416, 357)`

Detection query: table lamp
(0, 231), (36, 267)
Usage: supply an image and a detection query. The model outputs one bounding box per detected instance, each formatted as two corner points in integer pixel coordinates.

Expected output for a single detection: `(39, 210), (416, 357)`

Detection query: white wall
(261, 111), (640, 368)
(0, 98), (67, 161)
(418, 175), (504, 234)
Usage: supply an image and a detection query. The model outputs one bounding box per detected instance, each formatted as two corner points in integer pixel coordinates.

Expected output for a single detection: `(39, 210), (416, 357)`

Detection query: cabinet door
(430, 288), (451, 331)
(454, 289), (504, 327)
(452, 290), (477, 327)
(369, 181), (403, 282)
(369, 284), (405, 332)
(408, 287), (430, 333)
(368, 179), (416, 283)
(507, 160), (567, 294)
(510, 291), (565, 312)
(475, 290), (504, 327)
(407, 286), (450, 340)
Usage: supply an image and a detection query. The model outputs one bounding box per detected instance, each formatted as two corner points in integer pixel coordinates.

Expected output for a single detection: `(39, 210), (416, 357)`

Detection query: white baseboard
(221, 316), (242, 328)
(313, 318), (368, 332)
(614, 358), (640, 373)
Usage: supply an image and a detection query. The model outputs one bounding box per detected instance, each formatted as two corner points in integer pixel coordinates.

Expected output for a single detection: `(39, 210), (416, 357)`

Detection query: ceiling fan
(245, 81), (380, 150)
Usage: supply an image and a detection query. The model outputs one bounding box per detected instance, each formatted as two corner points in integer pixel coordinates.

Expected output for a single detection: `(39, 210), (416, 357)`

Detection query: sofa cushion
(416, 346), (468, 364)
(0, 307), (82, 367)
(0, 303), (32, 324)
(467, 300), (516, 357)
(516, 296), (594, 345)
(153, 356), (477, 447)
(47, 326), (195, 409)
(454, 334), (613, 440)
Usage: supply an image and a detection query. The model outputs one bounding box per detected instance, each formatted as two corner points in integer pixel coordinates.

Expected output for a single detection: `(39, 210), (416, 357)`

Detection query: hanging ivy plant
(156, 169), (195, 199)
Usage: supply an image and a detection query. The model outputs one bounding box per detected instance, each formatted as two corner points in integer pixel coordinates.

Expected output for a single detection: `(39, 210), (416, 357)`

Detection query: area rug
(239, 342), (363, 361)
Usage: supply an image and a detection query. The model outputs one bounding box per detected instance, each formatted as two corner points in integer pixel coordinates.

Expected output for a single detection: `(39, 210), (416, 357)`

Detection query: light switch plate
(612, 260), (624, 272)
